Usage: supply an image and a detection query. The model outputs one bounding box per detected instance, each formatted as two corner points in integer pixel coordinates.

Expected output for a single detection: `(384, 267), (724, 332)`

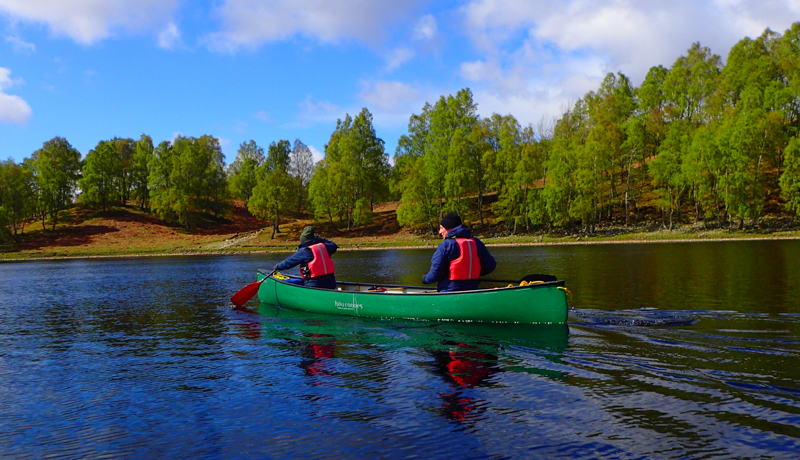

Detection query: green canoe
(256, 271), (569, 324)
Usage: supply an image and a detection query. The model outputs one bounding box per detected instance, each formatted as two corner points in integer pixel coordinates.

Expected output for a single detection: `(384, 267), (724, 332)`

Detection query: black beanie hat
(439, 212), (462, 230)
(299, 226), (316, 244)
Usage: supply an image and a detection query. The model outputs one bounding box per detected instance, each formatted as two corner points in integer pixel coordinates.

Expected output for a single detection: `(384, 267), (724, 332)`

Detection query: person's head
(438, 212), (462, 239)
(299, 226), (316, 244)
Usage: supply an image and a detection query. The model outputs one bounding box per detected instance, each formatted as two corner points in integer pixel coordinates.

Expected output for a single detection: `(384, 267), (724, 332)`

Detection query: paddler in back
(421, 212), (496, 292)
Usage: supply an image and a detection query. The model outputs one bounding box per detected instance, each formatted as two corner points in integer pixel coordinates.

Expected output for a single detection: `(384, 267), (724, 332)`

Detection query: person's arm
(320, 238), (338, 256)
(422, 241), (451, 284)
(476, 239), (496, 275)
(275, 247), (312, 271)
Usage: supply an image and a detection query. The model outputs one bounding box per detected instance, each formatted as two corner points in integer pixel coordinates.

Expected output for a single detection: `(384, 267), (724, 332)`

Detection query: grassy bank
(3, 203), (800, 261)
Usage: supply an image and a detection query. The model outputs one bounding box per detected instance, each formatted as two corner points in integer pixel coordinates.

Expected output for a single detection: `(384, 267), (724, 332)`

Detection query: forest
(2, 23), (800, 243)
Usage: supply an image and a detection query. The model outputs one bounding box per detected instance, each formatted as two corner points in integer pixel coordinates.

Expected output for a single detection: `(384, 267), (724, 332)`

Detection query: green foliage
(650, 120), (692, 228)
(480, 113), (522, 228)
(780, 137), (800, 214)
(0, 206), (9, 242)
(266, 140), (291, 173)
(394, 105), (436, 230)
(288, 139), (314, 213)
(131, 134), (154, 209)
(353, 197), (374, 228)
(229, 157), (260, 205)
(79, 140), (119, 211)
(308, 108), (389, 231)
(148, 135), (229, 229)
(308, 159), (338, 224)
(75, 136), (146, 213)
(392, 89), (484, 230)
(543, 103), (587, 226)
(30, 137), (81, 230)
(394, 153), (437, 231)
(115, 138), (135, 204)
(228, 140), (265, 213)
(248, 162), (293, 238)
(662, 42), (722, 123)
(0, 159), (34, 241)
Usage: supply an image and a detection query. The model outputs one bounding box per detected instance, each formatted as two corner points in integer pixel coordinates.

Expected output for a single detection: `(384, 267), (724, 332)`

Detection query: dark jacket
(275, 237), (338, 289)
(422, 225), (496, 292)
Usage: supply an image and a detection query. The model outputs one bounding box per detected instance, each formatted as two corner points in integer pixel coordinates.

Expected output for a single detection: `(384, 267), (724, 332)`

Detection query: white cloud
(5, 35), (35, 53)
(0, 0), (182, 45)
(383, 14), (440, 71)
(413, 14), (437, 41)
(356, 80), (440, 132)
(157, 22), (181, 50)
(460, 59), (501, 83)
(385, 47), (415, 71)
(297, 95), (342, 124)
(358, 80), (422, 114)
(0, 92), (31, 123)
(254, 110), (271, 122)
(0, 67), (31, 124)
(457, 0), (800, 126)
(290, 83), (428, 140)
(308, 144), (324, 164)
(204, 0), (424, 52)
(463, 0), (800, 82)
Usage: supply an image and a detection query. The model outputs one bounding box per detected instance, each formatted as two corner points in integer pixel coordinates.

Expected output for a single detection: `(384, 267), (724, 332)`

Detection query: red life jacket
(449, 238), (481, 280)
(303, 242), (335, 280)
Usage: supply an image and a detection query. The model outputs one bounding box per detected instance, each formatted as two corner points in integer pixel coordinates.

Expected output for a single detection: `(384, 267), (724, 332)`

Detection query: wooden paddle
(479, 274), (557, 284)
(231, 271), (274, 307)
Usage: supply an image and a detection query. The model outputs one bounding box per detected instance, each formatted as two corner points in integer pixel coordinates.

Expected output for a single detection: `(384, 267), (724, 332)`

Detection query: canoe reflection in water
(243, 303), (571, 427)
(299, 332), (335, 377)
(431, 340), (500, 424)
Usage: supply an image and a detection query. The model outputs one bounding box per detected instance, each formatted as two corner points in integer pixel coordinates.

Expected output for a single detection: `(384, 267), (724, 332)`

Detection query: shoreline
(3, 233), (799, 262)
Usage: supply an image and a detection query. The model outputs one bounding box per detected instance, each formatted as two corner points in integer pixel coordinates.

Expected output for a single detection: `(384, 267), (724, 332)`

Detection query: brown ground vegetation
(0, 200), (422, 259)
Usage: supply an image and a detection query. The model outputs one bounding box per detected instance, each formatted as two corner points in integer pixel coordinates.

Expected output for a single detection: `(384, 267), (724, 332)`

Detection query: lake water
(1, 241), (799, 459)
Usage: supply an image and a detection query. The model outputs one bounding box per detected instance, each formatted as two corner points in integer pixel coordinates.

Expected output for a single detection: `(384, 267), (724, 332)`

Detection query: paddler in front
(420, 212), (496, 292)
(274, 226), (338, 289)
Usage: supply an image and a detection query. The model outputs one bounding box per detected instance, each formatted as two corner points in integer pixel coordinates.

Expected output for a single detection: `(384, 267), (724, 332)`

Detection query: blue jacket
(275, 237), (338, 289)
(422, 225), (496, 292)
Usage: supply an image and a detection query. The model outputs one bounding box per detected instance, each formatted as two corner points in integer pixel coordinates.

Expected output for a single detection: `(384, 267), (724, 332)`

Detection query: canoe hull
(256, 272), (569, 324)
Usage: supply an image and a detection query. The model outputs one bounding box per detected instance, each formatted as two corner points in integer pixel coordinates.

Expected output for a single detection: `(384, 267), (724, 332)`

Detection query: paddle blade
(230, 279), (264, 306)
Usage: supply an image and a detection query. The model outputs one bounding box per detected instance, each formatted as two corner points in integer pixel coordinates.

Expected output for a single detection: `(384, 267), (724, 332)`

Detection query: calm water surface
(1, 241), (800, 459)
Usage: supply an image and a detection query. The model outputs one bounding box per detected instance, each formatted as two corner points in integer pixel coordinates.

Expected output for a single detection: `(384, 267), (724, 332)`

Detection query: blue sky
(2, 1), (799, 166)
